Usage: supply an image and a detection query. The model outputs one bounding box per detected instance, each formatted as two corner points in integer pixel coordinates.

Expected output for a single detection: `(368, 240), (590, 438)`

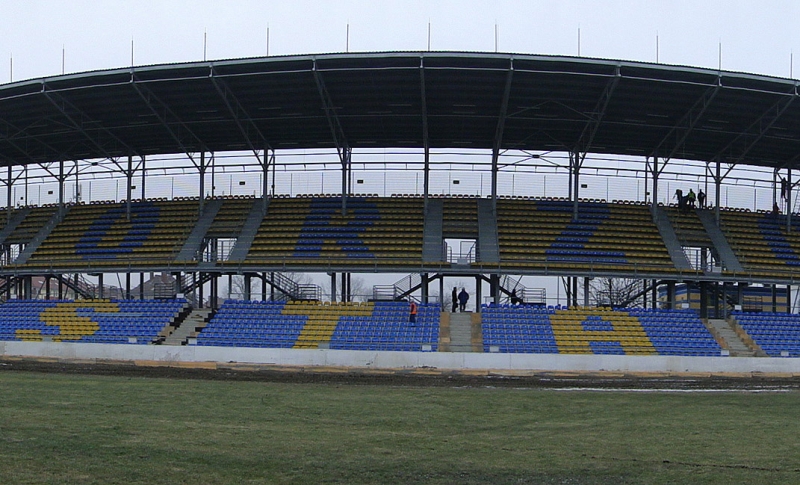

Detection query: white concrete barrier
(3, 341), (800, 375)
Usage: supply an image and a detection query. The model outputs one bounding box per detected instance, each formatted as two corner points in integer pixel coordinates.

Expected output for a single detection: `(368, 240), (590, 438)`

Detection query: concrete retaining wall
(3, 341), (800, 375)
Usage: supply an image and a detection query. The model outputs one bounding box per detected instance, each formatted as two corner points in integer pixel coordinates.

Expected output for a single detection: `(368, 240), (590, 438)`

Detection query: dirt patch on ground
(2, 356), (800, 391)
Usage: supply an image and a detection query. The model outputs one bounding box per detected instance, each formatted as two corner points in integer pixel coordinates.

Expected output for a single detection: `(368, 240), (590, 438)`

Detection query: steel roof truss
(312, 61), (349, 160)
(209, 67), (269, 163)
(493, 60), (514, 152)
(420, 58), (429, 150)
(576, 66), (620, 162)
(714, 86), (798, 165)
(653, 83), (720, 162)
(0, 118), (75, 165)
(42, 86), (137, 161)
(130, 75), (205, 165)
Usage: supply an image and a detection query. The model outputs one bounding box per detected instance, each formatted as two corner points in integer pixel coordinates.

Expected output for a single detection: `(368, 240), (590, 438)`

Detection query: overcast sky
(1, 0), (799, 83)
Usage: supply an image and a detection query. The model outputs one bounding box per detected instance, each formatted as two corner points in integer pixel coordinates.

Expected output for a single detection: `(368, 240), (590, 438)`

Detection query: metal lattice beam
(209, 67), (271, 162)
(42, 83), (137, 161)
(493, 60), (514, 153)
(312, 60), (349, 158)
(713, 86), (797, 164)
(653, 83), (720, 162)
(575, 66), (620, 160)
(130, 74), (206, 161)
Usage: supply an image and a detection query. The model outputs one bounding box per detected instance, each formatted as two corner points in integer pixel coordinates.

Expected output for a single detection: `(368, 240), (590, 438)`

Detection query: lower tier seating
(732, 311), (800, 357)
(482, 305), (723, 356)
(194, 300), (439, 351)
(0, 298), (187, 344)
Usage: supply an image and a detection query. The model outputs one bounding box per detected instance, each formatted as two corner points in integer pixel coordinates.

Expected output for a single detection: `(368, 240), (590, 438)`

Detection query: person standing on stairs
(458, 288), (469, 313)
(697, 189), (706, 208)
(451, 287), (458, 313)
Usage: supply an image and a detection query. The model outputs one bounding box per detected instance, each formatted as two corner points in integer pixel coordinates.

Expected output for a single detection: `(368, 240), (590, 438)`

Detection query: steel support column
(572, 151), (581, 221)
(715, 160), (722, 223)
(583, 277), (590, 307)
(199, 152), (206, 213)
(420, 58), (430, 211)
(5, 164), (11, 213)
(126, 155), (133, 220)
(475, 276), (482, 313)
(651, 156), (659, 216)
(341, 147), (351, 216)
(58, 159), (65, 212)
(787, 167), (793, 231)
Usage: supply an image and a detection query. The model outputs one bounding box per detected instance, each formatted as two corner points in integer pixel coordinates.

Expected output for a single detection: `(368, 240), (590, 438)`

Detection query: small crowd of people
(451, 287), (470, 312)
(674, 188), (706, 213)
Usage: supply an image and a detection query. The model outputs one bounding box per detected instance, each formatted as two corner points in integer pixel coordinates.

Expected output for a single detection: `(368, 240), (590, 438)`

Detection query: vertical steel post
(341, 147), (351, 216)
(787, 168), (793, 231)
(423, 146), (430, 212)
(6, 163), (11, 213)
(491, 147), (499, 214)
(714, 160), (722, 223)
(572, 151), (580, 221)
(58, 159), (65, 212)
(199, 152), (205, 214)
(126, 155), (132, 220)
(651, 156), (659, 217)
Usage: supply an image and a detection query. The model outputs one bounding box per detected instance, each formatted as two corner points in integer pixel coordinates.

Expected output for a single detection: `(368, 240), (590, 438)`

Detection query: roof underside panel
(0, 52), (798, 169)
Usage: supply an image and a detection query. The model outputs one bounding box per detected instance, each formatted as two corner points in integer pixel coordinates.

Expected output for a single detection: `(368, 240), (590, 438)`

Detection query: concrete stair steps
(447, 312), (476, 352)
(164, 308), (212, 346)
(707, 318), (757, 357)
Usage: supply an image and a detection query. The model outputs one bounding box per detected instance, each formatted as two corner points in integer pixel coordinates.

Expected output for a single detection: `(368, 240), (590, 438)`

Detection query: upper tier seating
(732, 311), (800, 357)
(244, 197), (424, 266)
(194, 300), (439, 351)
(24, 200), (199, 268)
(3, 206), (59, 246)
(664, 206), (713, 248)
(206, 197), (257, 238)
(0, 298), (187, 344)
(482, 304), (722, 356)
(497, 200), (675, 273)
(720, 210), (800, 276)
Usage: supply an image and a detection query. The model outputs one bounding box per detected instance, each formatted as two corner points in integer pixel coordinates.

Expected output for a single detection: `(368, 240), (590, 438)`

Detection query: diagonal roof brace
(575, 65), (620, 165)
(493, 59), (514, 153)
(712, 85), (798, 165)
(209, 66), (271, 164)
(0, 117), (77, 166)
(419, 57), (429, 151)
(42, 82), (138, 161)
(652, 81), (721, 164)
(130, 72), (207, 166)
(312, 59), (350, 161)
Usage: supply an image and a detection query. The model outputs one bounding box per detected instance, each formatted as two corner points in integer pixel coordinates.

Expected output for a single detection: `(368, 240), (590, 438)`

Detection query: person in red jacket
(409, 301), (417, 324)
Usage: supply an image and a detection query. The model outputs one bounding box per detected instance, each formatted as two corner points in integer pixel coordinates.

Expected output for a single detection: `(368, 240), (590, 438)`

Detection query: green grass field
(1, 370), (800, 484)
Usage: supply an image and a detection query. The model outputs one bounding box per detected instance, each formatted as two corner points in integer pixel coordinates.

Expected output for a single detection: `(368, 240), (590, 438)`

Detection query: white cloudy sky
(1, 0), (799, 83)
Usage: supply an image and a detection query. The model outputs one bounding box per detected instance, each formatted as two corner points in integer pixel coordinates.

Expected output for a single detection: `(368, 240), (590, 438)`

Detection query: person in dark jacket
(451, 287), (458, 313)
(458, 288), (469, 312)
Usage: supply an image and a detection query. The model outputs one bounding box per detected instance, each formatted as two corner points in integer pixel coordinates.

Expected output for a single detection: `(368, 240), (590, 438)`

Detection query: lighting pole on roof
(427, 21), (431, 51)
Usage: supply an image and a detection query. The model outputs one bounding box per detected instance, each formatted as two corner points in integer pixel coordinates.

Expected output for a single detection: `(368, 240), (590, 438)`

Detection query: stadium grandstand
(3, 51), (800, 372)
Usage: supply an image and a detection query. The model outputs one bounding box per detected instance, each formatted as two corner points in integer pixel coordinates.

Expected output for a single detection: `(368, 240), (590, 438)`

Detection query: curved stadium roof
(1, 51), (799, 169)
